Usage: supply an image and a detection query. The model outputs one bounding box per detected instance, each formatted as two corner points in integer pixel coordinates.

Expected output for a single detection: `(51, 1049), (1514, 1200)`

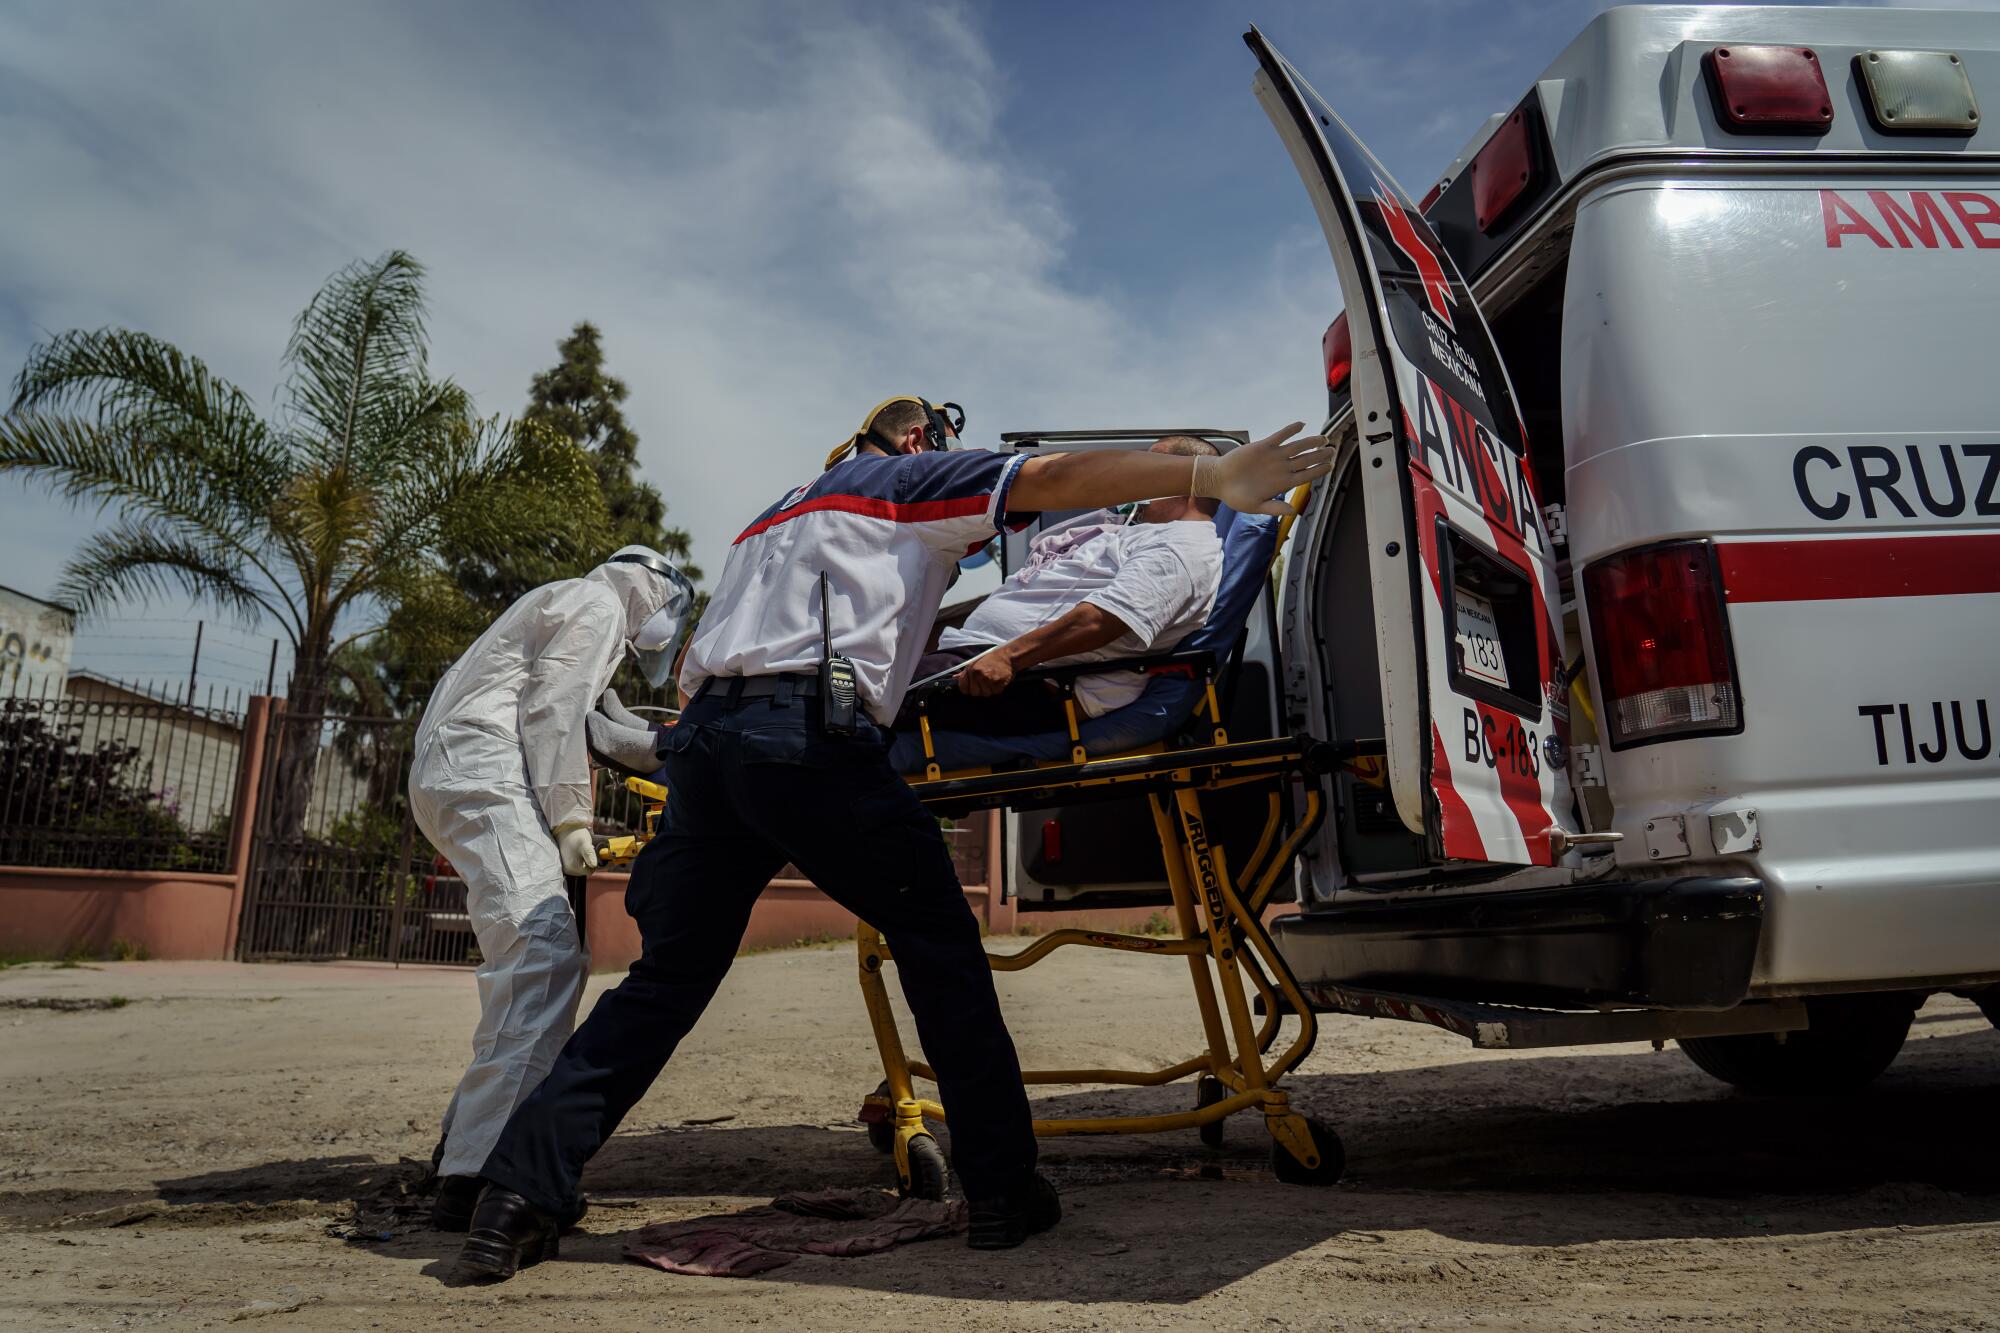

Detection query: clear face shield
(630, 566), (696, 688)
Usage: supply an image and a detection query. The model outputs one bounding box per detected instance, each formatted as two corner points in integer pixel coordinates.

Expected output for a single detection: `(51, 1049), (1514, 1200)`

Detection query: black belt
(701, 673), (821, 704)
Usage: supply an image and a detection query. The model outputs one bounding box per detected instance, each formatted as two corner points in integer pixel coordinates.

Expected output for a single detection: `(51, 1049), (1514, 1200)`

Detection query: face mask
(630, 572), (695, 687)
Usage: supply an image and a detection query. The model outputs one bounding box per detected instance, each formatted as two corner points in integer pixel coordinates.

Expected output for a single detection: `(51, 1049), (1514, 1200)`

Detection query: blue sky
(0, 0), (1978, 694)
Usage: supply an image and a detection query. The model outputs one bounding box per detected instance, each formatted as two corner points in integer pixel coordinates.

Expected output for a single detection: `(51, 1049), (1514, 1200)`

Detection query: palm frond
(0, 412), (304, 611)
(54, 516), (293, 636)
(6, 328), (288, 523)
(335, 416), (608, 615)
(282, 251), (430, 469)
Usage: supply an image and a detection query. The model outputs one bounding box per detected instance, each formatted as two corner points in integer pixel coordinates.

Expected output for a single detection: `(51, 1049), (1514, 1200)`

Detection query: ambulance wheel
(901, 1133), (948, 1201)
(1679, 995), (1916, 1096)
(1271, 1117), (1344, 1186)
(1196, 1075), (1227, 1148)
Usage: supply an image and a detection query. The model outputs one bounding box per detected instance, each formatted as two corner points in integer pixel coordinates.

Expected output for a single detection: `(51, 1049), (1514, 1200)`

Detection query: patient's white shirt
(939, 517), (1222, 718)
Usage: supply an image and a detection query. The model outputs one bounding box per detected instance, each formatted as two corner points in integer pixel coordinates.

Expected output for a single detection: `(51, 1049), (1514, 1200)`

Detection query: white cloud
(0, 0), (1328, 691)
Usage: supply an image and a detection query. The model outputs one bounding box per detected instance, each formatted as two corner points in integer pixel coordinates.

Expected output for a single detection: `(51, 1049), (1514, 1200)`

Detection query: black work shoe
(966, 1172), (1061, 1250)
(429, 1174), (483, 1232)
(456, 1185), (560, 1280)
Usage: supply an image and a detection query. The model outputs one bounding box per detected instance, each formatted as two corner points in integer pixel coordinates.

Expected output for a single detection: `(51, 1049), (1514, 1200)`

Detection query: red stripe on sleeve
(734, 493), (990, 545)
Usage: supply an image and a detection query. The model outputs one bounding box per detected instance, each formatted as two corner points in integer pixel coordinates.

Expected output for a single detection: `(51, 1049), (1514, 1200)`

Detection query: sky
(0, 0), (1986, 696)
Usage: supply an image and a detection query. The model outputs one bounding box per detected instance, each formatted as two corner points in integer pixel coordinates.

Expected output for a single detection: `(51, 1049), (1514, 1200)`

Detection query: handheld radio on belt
(819, 571), (858, 736)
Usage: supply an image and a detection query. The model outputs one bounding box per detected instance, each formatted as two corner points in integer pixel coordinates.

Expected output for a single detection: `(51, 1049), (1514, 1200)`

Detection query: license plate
(1453, 587), (1510, 690)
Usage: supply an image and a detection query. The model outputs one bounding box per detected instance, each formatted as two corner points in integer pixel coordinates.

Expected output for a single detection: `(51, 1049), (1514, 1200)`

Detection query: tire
(1271, 1116), (1345, 1187)
(901, 1132), (949, 1201)
(1196, 1075), (1227, 1148)
(1679, 995), (1916, 1096)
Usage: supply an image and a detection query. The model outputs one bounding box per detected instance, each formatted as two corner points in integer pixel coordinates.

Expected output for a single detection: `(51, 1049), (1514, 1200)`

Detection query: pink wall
(0, 867), (238, 959)
(579, 870), (1184, 973)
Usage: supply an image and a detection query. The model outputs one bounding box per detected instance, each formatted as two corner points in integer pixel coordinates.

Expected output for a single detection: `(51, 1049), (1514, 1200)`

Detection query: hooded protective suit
(409, 558), (677, 1180)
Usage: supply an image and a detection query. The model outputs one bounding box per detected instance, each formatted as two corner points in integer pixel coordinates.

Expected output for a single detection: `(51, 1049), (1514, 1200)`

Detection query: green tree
(0, 251), (609, 822)
(450, 321), (697, 613)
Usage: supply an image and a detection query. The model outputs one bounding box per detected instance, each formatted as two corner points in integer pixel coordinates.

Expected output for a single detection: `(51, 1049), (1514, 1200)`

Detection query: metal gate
(236, 710), (476, 965)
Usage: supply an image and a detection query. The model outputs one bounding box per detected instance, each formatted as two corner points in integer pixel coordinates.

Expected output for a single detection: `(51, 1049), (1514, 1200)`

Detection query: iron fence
(235, 710), (463, 963)
(0, 682), (247, 872)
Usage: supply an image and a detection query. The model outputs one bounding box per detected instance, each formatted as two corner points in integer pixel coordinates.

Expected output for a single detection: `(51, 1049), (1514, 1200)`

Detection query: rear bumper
(1272, 876), (1765, 1011)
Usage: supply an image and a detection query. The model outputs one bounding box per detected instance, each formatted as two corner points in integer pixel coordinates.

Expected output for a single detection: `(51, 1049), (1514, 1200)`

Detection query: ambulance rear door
(1248, 28), (1577, 872)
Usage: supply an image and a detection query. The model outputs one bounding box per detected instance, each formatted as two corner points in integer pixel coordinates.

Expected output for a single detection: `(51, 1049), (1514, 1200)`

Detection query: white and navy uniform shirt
(680, 448), (1031, 725)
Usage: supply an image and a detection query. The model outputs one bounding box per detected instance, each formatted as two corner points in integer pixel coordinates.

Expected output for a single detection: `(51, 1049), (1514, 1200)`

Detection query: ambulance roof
(1427, 4), (2000, 205)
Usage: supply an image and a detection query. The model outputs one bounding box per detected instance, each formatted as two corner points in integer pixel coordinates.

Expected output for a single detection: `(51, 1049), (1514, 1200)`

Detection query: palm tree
(0, 250), (608, 838)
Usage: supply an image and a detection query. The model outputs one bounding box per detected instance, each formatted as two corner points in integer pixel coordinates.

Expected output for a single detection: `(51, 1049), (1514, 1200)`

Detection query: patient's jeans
(480, 688), (1038, 1213)
(900, 646), (1071, 736)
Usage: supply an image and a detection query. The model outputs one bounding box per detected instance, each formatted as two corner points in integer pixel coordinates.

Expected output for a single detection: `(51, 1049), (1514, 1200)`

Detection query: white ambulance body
(1243, 5), (2000, 1088)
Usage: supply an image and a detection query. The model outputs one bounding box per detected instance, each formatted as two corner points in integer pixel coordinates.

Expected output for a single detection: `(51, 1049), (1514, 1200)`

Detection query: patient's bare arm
(958, 604), (1132, 698)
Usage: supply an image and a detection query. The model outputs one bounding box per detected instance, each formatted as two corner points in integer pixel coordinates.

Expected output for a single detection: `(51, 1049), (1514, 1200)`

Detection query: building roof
(0, 584), (77, 621)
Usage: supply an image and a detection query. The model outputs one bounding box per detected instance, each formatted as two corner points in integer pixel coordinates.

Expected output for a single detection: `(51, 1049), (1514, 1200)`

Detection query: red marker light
(1705, 44), (1834, 134)
(1323, 314), (1352, 391)
(1469, 109), (1536, 232)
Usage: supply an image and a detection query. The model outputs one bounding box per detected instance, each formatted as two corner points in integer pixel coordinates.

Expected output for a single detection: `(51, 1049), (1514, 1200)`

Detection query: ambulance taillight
(1583, 541), (1742, 749)
(1323, 314), (1351, 391)
(1323, 313), (1353, 420)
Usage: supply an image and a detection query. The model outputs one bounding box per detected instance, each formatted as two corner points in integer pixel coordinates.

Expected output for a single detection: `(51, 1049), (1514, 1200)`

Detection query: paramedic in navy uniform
(458, 396), (1330, 1277)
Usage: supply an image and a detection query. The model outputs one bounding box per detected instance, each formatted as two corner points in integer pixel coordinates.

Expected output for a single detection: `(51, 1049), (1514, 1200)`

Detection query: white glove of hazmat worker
(1194, 422), (1333, 516)
(556, 824), (598, 877)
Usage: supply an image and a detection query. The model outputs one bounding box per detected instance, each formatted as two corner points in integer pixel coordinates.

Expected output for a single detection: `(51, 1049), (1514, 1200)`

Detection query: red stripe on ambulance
(1719, 532), (2000, 602)
(1429, 719), (1488, 861)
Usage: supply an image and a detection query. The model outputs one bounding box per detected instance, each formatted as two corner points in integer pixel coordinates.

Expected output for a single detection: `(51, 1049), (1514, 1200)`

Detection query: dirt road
(3, 947), (1995, 1330)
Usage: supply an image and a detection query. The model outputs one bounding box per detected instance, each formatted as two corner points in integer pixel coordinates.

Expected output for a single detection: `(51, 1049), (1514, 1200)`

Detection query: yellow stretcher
(611, 729), (1346, 1194)
(603, 482), (1369, 1194)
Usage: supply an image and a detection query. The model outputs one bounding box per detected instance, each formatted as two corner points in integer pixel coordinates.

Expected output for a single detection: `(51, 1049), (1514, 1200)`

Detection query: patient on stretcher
(900, 436), (1223, 739)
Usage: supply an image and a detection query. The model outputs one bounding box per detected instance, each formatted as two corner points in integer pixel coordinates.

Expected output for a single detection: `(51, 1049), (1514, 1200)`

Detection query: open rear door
(1248, 28), (1574, 868)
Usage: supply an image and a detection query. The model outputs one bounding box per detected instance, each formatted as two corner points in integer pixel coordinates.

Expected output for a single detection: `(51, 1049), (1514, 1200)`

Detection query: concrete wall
(0, 866), (238, 958)
(0, 586), (74, 699)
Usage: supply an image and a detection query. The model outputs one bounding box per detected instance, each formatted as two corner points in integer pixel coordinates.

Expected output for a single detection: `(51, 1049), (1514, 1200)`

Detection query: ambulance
(1004, 6), (2000, 1095)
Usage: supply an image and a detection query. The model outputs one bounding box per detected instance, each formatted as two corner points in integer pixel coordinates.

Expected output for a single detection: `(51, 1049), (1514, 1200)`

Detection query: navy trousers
(480, 688), (1037, 1213)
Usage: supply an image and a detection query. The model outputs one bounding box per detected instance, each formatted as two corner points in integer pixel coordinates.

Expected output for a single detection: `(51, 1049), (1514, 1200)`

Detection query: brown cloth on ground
(624, 1187), (967, 1277)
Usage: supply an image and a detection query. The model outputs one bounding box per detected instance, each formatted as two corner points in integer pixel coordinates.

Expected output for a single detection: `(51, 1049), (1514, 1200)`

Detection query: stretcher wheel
(864, 1080), (894, 1154)
(1195, 1075), (1226, 1148)
(901, 1132), (948, 1201)
(1271, 1117), (1344, 1187)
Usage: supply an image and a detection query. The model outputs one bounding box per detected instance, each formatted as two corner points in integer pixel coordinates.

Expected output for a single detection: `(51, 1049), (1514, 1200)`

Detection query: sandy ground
(2, 946), (1996, 1332)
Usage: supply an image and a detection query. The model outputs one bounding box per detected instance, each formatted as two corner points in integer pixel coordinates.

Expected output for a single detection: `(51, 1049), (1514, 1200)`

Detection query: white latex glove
(1195, 422), (1333, 516)
(556, 824), (599, 877)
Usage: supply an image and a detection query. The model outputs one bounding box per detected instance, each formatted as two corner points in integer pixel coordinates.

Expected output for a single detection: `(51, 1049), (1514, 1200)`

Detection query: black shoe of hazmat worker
(430, 1174), (483, 1231)
(965, 1171), (1062, 1249)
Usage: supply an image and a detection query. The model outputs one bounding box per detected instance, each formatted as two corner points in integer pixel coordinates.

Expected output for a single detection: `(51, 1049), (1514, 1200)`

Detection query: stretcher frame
(860, 729), (1344, 1192)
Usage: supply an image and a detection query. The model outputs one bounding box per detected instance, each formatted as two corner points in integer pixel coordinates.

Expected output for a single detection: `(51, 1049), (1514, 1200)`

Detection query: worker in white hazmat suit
(408, 545), (694, 1231)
